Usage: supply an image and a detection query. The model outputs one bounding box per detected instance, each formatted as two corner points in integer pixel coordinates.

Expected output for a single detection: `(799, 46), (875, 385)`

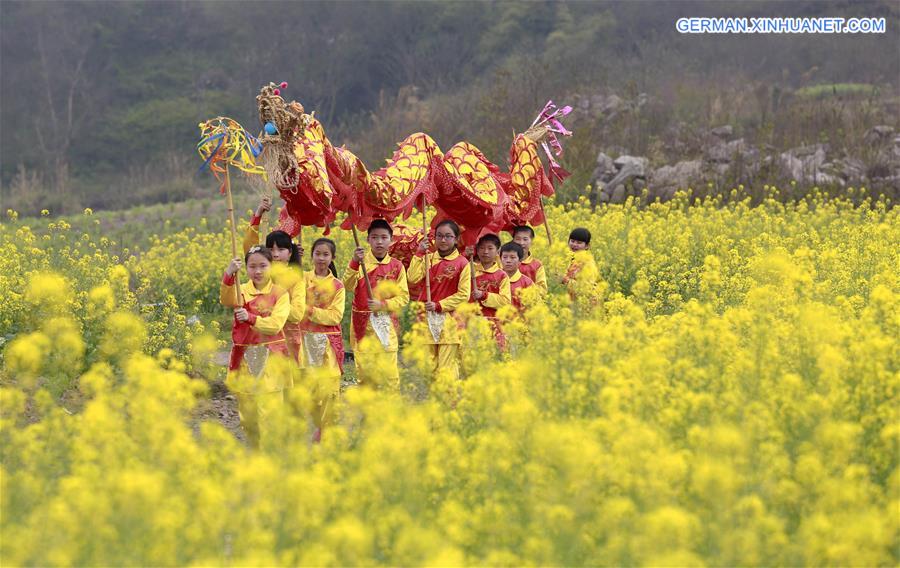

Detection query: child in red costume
(512, 225), (547, 294)
(470, 233), (511, 349)
(220, 246), (291, 449)
(407, 220), (471, 381)
(343, 219), (409, 389)
(500, 242), (535, 312)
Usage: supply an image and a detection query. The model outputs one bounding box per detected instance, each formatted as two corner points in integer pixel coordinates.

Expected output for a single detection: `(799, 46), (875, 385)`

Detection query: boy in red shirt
(471, 233), (510, 348)
(499, 242), (535, 312)
(343, 219), (409, 389)
(512, 225), (547, 294)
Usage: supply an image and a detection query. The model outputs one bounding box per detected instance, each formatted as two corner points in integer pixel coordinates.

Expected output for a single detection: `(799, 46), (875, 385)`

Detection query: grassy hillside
(1, 1), (898, 215)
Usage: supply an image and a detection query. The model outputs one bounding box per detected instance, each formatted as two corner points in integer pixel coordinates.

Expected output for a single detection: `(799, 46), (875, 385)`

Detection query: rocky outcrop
(589, 123), (899, 204)
(593, 154), (648, 204)
(649, 160), (702, 201)
(571, 92), (650, 123)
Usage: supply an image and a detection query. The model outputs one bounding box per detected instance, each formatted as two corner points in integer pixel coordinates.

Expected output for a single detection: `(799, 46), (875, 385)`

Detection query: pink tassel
(531, 101), (574, 184)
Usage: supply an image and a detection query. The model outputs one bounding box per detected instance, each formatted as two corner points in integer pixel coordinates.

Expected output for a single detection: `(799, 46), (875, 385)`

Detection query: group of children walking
(220, 197), (598, 447)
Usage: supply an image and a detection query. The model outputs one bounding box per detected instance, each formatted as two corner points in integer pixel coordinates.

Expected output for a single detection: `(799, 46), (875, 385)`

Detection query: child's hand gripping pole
(351, 226), (375, 299)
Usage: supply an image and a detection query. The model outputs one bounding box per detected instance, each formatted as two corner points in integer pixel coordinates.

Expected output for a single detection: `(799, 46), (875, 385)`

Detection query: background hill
(1, 0), (898, 215)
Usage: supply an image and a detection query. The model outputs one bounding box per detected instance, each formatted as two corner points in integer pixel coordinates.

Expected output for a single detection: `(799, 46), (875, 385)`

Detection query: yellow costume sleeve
(309, 285), (346, 326)
(581, 257), (600, 283)
(565, 253), (600, 295)
(438, 262), (471, 313)
(219, 277), (242, 308)
(535, 264), (548, 293)
(482, 274), (511, 309)
(342, 262), (361, 294)
(381, 264), (410, 312)
(242, 220), (260, 255)
(407, 254), (426, 285)
(288, 277), (307, 323)
(252, 290), (290, 335)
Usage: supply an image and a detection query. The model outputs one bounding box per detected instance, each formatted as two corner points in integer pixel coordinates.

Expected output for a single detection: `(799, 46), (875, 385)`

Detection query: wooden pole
(261, 185), (272, 241)
(297, 225), (303, 269)
(539, 195), (552, 246)
(469, 252), (476, 296)
(224, 166), (242, 305)
(351, 226), (375, 299)
(422, 195), (431, 303)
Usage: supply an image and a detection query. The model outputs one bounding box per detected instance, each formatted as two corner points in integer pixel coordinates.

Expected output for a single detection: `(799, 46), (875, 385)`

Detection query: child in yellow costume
(301, 238), (346, 441)
(243, 196), (306, 370)
(407, 220), (472, 381)
(343, 219), (409, 389)
(220, 246), (291, 450)
(563, 227), (600, 303)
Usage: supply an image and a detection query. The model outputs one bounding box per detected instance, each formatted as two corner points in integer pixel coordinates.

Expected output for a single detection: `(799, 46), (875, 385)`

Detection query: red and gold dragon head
(256, 81), (312, 150)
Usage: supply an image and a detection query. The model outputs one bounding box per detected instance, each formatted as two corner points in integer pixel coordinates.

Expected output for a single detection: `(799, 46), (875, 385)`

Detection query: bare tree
(33, 16), (94, 195)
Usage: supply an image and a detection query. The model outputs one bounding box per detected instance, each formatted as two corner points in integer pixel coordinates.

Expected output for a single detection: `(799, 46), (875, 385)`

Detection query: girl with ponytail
(300, 237), (345, 441)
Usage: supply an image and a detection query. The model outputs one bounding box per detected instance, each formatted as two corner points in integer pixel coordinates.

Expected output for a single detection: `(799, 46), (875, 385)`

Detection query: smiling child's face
(568, 239), (588, 252)
(435, 227), (458, 254)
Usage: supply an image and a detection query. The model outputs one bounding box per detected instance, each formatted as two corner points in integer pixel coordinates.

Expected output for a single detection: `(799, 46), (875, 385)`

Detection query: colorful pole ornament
(197, 116), (266, 193)
(527, 100), (574, 246)
(529, 100), (574, 185)
(197, 116), (267, 305)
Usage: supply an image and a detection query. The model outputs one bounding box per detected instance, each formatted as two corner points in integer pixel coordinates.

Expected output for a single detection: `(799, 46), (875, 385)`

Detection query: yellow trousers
(354, 350), (400, 389)
(235, 390), (284, 450)
(426, 344), (460, 382)
(305, 343), (342, 430)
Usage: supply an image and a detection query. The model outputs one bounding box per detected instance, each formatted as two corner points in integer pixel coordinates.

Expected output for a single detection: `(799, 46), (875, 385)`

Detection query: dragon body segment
(255, 82), (568, 244)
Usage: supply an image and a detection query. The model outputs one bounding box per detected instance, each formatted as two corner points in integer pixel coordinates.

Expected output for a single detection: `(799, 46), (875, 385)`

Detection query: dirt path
(191, 350), (431, 444)
(191, 380), (245, 443)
